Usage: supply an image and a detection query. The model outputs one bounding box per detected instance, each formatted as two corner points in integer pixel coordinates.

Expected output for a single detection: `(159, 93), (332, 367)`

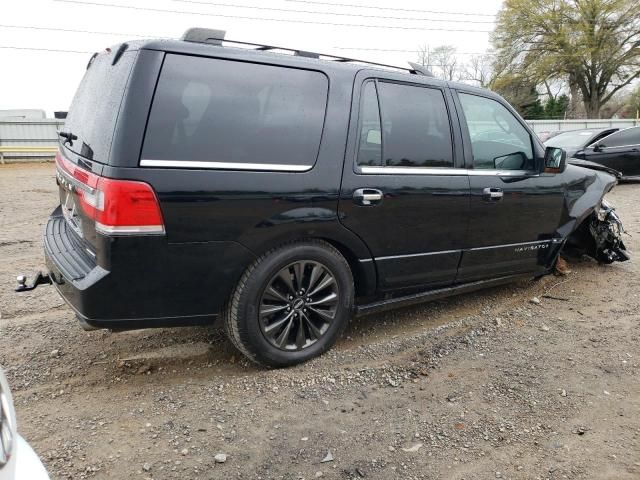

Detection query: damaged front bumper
(589, 200), (630, 263)
(565, 199), (630, 264)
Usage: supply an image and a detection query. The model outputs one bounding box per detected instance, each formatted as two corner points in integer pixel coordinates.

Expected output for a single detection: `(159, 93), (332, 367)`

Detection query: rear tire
(223, 240), (354, 367)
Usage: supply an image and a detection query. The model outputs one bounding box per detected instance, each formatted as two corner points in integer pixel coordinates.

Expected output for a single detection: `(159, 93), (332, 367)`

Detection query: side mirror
(592, 143), (603, 152)
(543, 146), (567, 174)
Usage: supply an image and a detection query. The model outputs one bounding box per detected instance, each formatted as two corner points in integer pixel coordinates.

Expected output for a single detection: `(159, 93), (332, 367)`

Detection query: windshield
(545, 130), (598, 149)
(63, 48), (136, 163)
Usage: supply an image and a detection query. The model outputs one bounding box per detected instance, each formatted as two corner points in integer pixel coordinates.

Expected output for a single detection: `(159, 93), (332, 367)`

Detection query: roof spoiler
(407, 62), (434, 77)
(181, 28), (226, 45)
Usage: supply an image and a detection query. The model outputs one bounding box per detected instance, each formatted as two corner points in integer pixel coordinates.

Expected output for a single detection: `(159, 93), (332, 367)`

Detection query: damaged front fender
(560, 166), (630, 264)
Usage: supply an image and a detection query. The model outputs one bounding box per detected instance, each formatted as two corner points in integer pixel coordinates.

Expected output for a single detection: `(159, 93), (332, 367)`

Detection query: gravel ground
(1, 163), (639, 480)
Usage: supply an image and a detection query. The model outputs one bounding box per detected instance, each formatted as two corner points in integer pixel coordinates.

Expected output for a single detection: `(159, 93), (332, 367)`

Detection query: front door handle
(353, 188), (383, 206)
(483, 187), (503, 202)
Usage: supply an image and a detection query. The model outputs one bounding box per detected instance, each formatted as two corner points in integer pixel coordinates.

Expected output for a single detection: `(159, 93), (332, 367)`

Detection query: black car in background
(544, 128), (619, 159)
(568, 126), (640, 180)
(19, 28), (629, 367)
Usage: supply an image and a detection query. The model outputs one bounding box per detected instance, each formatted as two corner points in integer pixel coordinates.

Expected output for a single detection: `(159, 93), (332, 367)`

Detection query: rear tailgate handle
(483, 187), (503, 202)
(353, 188), (383, 206)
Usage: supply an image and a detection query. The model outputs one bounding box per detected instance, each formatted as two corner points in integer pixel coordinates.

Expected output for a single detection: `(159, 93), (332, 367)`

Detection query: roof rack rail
(179, 28), (427, 75)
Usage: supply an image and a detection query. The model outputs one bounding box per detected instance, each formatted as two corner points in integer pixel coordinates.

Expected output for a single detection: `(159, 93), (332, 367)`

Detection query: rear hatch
(61, 45), (136, 164)
(55, 46), (164, 257)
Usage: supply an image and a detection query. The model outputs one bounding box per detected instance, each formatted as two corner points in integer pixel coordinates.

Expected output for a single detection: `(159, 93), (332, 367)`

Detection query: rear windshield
(141, 54), (329, 170)
(63, 48), (136, 163)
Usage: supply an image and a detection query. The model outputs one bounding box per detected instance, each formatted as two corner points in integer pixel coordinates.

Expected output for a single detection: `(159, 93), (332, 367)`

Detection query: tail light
(56, 152), (165, 236)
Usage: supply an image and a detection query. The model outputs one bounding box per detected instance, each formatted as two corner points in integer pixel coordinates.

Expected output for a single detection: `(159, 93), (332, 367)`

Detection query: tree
(416, 44), (431, 68)
(463, 54), (494, 88)
(430, 45), (459, 81)
(491, 72), (543, 117)
(544, 94), (570, 118)
(629, 84), (640, 118)
(493, 0), (640, 118)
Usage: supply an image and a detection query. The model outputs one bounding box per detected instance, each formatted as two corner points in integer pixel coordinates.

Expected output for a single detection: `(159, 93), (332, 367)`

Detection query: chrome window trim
(140, 159), (312, 172)
(358, 239), (560, 262)
(359, 166), (538, 177)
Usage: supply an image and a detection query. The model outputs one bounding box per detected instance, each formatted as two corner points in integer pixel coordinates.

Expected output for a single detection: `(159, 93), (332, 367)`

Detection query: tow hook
(15, 271), (52, 292)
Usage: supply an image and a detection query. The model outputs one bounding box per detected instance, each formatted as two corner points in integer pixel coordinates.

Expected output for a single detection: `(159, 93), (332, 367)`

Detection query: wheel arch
(238, 224), (377, 298)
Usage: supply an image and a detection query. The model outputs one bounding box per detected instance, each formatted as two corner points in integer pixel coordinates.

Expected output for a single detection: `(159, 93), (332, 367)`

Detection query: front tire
(223, 240), (354, 367)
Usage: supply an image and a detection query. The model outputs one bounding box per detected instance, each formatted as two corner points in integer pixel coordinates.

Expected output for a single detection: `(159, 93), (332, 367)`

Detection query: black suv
(31, 29), (628, 367)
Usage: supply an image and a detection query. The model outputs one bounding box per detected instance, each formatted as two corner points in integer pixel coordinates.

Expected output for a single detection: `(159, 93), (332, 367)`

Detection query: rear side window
(142, 54), (329, 170)
(356, 81), (453, 168)
(599, 127), (640, 148)
(64, 49), (137, 162)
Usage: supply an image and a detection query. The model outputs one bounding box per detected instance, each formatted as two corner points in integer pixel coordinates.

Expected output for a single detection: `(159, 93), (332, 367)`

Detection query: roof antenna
(408, 61), (434, 77)
(181, 28), (226, 45)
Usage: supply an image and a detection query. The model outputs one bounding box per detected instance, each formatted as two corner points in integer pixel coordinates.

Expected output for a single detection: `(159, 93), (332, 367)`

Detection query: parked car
(0, 369), (49, 480)
(537, 130), (564, 143)
(569, 126), (640, 180)
(544, 128), (619, 158)
(18, 29), (629, 367)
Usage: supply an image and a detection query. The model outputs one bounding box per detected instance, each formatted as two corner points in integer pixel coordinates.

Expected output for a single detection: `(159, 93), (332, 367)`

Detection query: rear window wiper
(58, 131), (78, 147)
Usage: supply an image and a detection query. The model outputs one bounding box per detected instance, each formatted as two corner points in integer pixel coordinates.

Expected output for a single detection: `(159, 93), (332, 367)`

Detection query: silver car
(0, 369), (49, 480)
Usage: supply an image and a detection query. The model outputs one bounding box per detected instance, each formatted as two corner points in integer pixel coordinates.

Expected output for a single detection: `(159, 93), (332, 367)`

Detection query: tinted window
(64, 50), (136, 162)
(459, 93), (533, 170)
(142, 54), (328, 169)
(599, 127), (640, 148)
(377, 82), (453, 168)
(545, 130), (599, 148)
(357, 81), (383, 166)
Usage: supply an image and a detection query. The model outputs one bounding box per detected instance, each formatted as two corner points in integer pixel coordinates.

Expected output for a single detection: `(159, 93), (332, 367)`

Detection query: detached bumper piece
(590, 201), (630, 263)
(15, 272), (52, 292)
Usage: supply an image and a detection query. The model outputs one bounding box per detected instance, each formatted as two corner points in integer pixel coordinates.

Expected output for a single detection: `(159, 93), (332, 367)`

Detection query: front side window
(142, 54), (329, 169)
(599, 127), (640, 148)
(356, 81), (453, 168)
(459, 93), (534, 170)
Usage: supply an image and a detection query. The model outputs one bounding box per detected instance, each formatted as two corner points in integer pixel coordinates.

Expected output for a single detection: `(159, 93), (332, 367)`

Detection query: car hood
(568, 158), (623, 179)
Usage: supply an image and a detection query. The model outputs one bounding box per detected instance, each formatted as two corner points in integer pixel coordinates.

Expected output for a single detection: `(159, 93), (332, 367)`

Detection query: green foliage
(629, 85), (640, 117)
(492, 73), (541, 116)
(524, 99), (546, 120)
(544, 94), (570, 119)
(493, 0), (640, 118)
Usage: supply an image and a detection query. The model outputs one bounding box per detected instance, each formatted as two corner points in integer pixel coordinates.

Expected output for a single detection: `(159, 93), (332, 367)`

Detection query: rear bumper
(44, 209), (255, 330)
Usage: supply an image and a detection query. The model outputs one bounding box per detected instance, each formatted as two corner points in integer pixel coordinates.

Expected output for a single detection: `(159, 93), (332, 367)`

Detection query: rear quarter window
(141, 54), (329, 170)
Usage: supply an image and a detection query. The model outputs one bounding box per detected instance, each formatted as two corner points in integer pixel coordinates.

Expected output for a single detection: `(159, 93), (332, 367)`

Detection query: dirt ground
(0, 162), (639, 480)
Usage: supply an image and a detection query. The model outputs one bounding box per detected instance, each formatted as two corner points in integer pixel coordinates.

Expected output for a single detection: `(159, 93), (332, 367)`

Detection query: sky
(0, 0), (504, 116)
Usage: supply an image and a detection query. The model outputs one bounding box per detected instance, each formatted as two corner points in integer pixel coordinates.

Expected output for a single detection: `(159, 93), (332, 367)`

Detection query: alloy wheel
(259, 261), (339, 351)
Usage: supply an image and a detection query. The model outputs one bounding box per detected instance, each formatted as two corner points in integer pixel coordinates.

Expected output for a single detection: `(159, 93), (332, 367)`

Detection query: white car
(0, 369), (49, 480)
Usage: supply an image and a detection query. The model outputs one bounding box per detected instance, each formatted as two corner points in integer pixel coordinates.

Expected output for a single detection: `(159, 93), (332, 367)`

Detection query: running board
(355, 274), (531, 317)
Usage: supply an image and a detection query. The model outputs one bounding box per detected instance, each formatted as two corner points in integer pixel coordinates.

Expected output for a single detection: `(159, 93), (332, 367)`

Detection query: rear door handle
(483, 187), (503, 202)
(353, 188), (383, 206)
